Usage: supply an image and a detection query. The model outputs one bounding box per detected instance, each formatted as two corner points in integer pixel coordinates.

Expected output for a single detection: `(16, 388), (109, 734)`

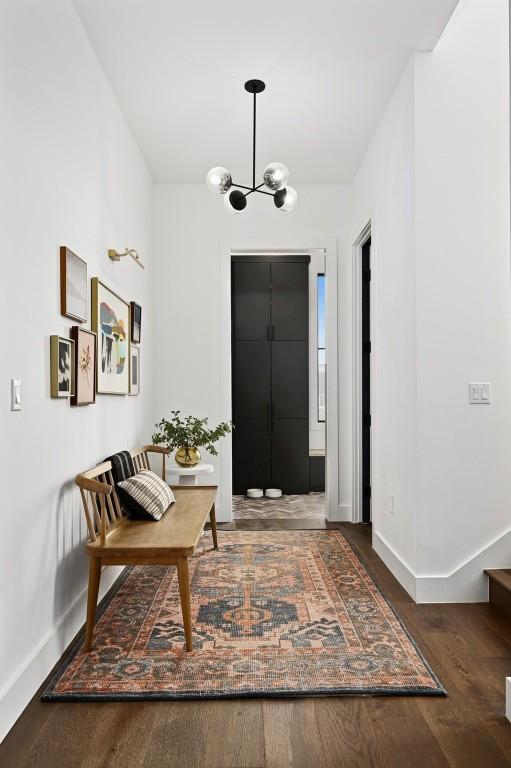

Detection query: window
(317, 274), (326, 422)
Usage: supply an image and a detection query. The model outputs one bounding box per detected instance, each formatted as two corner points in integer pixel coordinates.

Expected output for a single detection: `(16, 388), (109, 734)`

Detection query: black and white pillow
(117, 469), (175, 521)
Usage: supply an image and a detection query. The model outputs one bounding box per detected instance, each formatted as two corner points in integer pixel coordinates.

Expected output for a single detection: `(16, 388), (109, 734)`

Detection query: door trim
(219, 236), (339, 522)
(232, 254), (311, 263)
(353, 221), (372, 524)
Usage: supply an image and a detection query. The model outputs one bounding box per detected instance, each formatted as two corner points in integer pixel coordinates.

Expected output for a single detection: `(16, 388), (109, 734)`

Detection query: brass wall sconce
(108, 248), (145, 269)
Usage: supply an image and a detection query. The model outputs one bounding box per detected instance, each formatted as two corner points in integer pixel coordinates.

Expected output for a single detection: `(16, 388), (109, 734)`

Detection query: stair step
(485, 569), (511, 592)
(485, 570), (511, 617)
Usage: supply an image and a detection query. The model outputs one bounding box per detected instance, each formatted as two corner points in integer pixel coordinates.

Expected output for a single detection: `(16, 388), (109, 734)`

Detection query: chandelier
(206, 79), (297, 214)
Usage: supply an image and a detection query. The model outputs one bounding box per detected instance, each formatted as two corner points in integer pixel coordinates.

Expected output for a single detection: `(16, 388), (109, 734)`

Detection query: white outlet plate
(469, 382), (491, 404)
(11, 378), (21, 411)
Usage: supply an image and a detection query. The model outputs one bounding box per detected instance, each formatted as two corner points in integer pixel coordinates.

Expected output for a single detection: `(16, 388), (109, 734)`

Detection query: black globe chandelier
(206, 79), (297, 214)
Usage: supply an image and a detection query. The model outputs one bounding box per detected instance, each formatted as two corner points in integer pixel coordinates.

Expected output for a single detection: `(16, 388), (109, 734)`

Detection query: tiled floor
(232, 492), (325, 520)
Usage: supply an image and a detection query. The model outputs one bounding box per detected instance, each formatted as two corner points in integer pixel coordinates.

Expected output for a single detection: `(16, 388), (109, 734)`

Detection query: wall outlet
(389, 495), (395, 515)
(11, 378), (21, 411)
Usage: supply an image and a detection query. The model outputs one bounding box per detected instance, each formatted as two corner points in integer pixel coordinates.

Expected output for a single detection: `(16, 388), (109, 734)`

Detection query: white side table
(166, 463), (214, 486)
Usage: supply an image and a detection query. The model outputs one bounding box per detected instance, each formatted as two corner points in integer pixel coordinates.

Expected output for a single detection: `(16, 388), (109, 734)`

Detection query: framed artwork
(130, 301), (142, 344)
(129, 346), (140, 396)
(60, 246), (87, 322)
(50, 335), (75, 398)
(91, 278), (130, 394)
(70, 326), (96, 406)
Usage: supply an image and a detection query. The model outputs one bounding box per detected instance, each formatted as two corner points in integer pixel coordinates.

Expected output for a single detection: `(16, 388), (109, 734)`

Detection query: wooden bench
(75, 445), (218, 653)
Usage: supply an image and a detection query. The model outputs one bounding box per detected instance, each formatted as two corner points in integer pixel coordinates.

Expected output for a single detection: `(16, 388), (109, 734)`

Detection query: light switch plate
(11, 378), (21, 410)
(469, 382), (491, 404)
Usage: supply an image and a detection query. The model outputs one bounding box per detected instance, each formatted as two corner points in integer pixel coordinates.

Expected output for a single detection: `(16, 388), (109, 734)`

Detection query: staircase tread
(485, 569), (511, 591)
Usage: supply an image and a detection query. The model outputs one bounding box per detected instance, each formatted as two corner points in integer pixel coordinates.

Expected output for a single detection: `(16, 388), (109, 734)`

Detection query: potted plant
(153, 410), (232, 467)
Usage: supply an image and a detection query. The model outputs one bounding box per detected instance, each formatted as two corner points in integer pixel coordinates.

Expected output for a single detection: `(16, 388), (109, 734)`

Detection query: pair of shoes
(246, 488), (282, 499)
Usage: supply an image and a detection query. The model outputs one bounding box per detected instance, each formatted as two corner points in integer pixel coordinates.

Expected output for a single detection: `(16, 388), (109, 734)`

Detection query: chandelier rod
(252, 90), (256, 189)
(231, 181), (274, 197)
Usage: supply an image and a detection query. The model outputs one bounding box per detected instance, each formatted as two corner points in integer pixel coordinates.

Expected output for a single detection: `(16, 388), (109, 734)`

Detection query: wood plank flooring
(2, 521), (511, 767)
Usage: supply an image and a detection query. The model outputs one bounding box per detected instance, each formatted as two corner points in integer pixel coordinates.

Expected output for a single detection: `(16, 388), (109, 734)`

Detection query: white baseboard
(374, 525), (511, 603)
(0, 566), (123, 744)
(326, 504), (352, 522)
(373, 531), (417, 600)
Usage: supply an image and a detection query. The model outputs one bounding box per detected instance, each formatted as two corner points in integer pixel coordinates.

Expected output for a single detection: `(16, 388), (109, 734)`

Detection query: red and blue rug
(43, 530), (444, 700)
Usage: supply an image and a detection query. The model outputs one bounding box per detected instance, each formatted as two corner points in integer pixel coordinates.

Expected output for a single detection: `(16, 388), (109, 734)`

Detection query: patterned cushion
(117, 469), (175, 521)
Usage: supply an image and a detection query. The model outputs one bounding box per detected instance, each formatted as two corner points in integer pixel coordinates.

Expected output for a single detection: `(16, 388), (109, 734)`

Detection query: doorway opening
(361, 237), (371, 523)
(230, 252), (326, 522)
(353, 223), (372, 524)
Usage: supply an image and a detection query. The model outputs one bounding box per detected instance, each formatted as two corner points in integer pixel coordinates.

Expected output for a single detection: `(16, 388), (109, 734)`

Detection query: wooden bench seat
(76, 446), (218, 653)
(87, 486), (217, 560)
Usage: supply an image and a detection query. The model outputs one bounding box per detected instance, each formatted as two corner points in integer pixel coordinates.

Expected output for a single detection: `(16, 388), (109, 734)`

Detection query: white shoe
(265, 488), (282, 498)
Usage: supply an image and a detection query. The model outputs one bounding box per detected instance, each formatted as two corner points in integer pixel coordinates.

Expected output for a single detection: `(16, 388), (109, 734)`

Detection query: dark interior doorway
(231, 254), (310, 495)
(361, 237), (371, 523)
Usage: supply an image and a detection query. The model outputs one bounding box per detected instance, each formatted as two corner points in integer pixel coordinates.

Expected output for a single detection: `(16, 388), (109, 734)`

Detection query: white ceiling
(73, 0), (460, 184)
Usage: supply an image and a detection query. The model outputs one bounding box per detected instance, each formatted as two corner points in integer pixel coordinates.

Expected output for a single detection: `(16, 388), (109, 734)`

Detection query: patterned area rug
(43, 531), (444, 700)
(232, 493), (325, 519)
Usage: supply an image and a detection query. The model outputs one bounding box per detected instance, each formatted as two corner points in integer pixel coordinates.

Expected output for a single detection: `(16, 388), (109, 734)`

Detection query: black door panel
(272, 341), (308, 419)
(233, 341), (271, 418)
(362, 238), (371, 523)
(232, 418), (271, 495)
(271, 262), (308, 341)
(272, 419), (309, 494)
(232, 262), (270, 341)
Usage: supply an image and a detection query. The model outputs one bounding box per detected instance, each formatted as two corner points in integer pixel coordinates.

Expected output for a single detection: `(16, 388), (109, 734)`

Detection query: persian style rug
(43, 531), (444, 700)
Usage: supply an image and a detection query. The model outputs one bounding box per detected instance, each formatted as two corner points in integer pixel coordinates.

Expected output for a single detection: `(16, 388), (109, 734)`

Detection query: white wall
(341, 0), (510, 600)
(414, 0), (511, 578)
(341, 61), (419, 574)
(0, 0), (153, 740)
(152, 185), (349, 518)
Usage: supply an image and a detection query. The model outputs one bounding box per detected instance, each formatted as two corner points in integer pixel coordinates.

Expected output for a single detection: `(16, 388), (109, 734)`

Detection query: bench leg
(210, 503), (218, 550)
(177, 556), (193, 652)
(84, 557), (101, 652)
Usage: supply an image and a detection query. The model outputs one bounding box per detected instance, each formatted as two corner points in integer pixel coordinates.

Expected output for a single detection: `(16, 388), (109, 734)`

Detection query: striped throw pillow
(117, 469), (175, 521)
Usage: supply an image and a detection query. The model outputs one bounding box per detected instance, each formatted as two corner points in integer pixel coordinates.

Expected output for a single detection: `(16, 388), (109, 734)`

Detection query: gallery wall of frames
(51, 245), (142, 404)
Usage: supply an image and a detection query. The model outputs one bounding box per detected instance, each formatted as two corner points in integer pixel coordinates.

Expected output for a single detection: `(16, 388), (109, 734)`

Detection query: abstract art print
(130, 301), (142, 344)
(60, 246), (87, 322)
(70, 327), (96, 406)
(50, 335), (75, 398)
(129, 346), (140, 395)
(91, 278), (130, 395)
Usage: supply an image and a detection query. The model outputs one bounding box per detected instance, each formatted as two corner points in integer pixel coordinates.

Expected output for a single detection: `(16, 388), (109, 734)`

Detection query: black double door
(232, 257), (310, 495)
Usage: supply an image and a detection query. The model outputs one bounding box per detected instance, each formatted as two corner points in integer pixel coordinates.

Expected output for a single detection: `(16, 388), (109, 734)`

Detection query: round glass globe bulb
(263, 162), (290, 191)
(274, 186), (298, 212)
(206, 166), (232, 194)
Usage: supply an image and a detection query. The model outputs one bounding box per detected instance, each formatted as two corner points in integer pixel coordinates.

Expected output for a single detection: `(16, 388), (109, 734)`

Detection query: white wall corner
(0, 567), (123, 744)
(506, 677), (511, 722)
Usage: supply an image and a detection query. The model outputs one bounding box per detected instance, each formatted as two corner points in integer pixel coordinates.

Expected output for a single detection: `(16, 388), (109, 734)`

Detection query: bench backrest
(75, 446), (168, 545)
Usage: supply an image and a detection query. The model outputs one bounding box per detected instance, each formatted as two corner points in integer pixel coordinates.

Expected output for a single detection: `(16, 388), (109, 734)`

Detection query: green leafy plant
(152, 410), (232, 455)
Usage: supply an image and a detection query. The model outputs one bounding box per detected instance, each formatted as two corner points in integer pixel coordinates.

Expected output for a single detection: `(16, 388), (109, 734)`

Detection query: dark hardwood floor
(3, 521), (511, 767)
